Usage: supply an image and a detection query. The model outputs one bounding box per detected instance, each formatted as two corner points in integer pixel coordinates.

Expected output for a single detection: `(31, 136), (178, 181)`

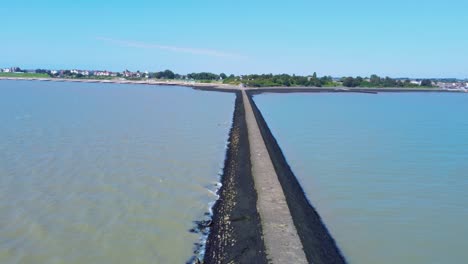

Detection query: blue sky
(1, 0), (467, 78)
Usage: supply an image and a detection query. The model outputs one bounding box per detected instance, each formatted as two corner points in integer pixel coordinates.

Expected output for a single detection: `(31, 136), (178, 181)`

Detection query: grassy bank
(0, 72), (50, 78)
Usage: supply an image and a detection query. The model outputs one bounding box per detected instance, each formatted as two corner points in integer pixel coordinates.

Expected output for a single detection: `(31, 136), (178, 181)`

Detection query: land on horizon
(3, 66), (467, 90)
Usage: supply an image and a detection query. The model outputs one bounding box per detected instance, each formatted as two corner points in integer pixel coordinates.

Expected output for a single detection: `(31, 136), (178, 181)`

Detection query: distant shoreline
(0, 76), (237, 90)
(1, 76), (465, 94)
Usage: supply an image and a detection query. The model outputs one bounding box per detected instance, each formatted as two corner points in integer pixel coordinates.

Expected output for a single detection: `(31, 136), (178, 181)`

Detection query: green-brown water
(0, 80), (234, 263)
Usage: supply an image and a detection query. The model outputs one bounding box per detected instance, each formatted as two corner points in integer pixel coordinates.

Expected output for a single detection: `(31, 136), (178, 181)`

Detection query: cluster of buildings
(0, 66), (149, 79)
(67, 69), (118, 77)
(435, 81), (468, 90)
(55, 69), (149, 78)
(1, 67), (21, 73)
(122, 70), (148, 78)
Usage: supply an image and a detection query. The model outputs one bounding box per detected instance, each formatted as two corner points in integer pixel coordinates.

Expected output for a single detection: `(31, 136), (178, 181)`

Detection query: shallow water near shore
(0, 80), (234, 263)
(255, 92), (468, 264)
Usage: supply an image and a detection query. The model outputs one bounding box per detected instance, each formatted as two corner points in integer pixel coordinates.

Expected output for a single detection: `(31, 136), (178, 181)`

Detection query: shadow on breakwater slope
(247, 92), (347, 264)
(202, 91), (267, 264)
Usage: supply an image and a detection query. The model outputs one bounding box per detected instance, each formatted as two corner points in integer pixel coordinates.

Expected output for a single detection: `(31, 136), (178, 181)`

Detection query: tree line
(341, 75), (433, 87)
(29, 68), (434, 88)
(222, 73), (333, 87)
(147, 71), (433, 88)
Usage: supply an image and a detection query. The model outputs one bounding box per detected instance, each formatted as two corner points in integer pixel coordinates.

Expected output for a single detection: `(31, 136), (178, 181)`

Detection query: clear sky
(1, 0), (467, 78)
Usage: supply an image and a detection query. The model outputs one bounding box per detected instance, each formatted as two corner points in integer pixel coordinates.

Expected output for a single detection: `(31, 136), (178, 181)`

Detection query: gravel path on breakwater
(203, 91), (267, 264)
(247, 92), (347, 264)
(242, 90), (308, 264)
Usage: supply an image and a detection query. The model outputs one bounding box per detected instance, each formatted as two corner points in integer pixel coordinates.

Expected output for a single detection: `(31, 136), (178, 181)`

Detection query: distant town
(1, 66), (467, 90)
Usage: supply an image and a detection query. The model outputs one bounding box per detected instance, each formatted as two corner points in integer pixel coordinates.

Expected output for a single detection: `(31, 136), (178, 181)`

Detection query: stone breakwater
(203, 90), (346, 264)
(203, 91), (267, 263)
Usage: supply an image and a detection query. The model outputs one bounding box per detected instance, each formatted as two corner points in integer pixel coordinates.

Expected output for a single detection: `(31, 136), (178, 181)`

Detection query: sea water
(255, 92), (468, 264)
(0, 80), (234, 263)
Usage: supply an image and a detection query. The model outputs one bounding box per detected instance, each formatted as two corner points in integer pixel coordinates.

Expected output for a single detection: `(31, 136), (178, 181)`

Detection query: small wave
(15, 114), (32, 120)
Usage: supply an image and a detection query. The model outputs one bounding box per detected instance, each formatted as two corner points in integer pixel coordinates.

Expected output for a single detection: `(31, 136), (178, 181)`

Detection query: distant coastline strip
(2, 77), (463, 94)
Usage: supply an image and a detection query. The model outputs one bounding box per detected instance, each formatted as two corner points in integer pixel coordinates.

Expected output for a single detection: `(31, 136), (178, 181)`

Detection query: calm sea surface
(0, 80), (234, 263)
(255, 92), (468, 264)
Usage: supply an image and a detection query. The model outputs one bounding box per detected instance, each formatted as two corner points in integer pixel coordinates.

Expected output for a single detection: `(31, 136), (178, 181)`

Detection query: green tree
(370, 74), (381, 85)
(382, 77), (396, 87)
(421, 79), (432, 87)
(163, 69), (175, 79)
(355, 76), (363, 86)
(342, 77), (357, 87)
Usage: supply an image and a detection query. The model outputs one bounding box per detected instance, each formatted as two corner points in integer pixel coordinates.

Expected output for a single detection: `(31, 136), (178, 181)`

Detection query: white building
(95, 71), (111, 76)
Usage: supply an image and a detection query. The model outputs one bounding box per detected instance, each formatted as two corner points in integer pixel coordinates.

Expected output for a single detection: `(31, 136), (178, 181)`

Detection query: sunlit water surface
(255, 92), (468, 264)
(0, 80), (234, 263)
